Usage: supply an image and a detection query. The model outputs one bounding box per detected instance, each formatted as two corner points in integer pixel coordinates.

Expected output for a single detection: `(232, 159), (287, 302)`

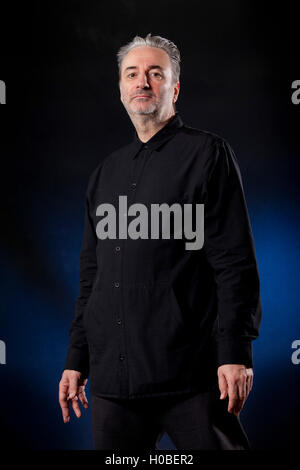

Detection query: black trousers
(91, 385), (251, 450)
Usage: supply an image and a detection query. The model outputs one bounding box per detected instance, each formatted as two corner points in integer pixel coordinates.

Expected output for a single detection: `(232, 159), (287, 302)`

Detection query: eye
(126, 72), (136, 78)
(152, 72), (162, 78)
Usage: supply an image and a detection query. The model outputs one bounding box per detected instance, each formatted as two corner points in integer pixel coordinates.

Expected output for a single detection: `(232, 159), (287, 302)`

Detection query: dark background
(0, 0), (299, 450)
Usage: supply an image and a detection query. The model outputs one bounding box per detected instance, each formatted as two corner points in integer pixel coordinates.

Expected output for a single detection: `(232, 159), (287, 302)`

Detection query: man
(59, 33), (262, 450)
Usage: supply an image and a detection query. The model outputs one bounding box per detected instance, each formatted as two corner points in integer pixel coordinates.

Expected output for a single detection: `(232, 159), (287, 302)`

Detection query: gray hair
(116, 33), (181, 84)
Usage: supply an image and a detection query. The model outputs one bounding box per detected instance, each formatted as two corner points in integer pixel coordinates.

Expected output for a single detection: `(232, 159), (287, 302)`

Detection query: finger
(239, 375), (246, 396)
(243, 370), (253, 403)
(245, 374), (251, 397)
(237, 390), (248, 416)
(68, 378), (79, 400)
(239, 377), (247, 401)
(61, 401), (71, 423)
(59, 381), (69, 404)
(218, 372), (228, 400)
(80, 377), (88, 387)
(227, 381), (239, 414)
(249, 372), (253, 393)
(59, 382), (70, 423)
(70, 396), (82, 418)
(234, 379), (247, 416)
(78, 389), (89, 409)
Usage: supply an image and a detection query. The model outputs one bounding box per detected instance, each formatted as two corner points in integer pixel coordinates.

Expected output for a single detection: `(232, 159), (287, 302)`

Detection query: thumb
(218, 372), (228, 400)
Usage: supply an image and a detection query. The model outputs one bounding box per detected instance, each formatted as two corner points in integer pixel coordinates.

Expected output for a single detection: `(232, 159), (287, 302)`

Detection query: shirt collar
(130, 111), (184, 159)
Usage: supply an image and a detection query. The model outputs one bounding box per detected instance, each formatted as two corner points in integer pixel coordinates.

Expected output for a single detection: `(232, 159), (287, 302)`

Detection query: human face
(119, 46), (179, 119)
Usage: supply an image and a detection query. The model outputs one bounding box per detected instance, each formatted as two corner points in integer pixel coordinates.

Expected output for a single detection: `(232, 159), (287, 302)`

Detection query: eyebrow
(123, 65), (164, 73)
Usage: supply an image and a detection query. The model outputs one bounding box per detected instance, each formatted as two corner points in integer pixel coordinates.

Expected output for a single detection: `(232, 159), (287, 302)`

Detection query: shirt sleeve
(63, 177), (98, 378)
(202, 138), (262, 368)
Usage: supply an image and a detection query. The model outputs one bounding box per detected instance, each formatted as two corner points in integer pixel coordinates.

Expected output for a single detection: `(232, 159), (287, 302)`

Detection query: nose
(136, 72), (150, 89)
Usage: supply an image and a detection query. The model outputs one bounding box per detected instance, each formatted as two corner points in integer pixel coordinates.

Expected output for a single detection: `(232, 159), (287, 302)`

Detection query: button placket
(118, 146), (152, 396)
(129, 146), (152, 201)
(114, 146), (149, 397)
(111, 199), (126, 392)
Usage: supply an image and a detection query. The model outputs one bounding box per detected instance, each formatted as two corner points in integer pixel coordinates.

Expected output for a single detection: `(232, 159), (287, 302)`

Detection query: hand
(217, 364), (253, 416)
(59, 369), (89, 423)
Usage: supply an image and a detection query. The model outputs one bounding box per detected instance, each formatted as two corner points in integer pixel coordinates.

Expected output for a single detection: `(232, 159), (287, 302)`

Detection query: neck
(130, 110), (176, 143)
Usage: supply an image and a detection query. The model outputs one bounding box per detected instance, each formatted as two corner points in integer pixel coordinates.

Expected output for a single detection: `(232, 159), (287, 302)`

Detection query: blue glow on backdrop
(1, 189), (299, 449)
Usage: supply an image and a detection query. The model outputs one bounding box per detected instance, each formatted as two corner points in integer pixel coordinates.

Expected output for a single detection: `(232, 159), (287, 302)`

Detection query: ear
(173, 81), (180, 103)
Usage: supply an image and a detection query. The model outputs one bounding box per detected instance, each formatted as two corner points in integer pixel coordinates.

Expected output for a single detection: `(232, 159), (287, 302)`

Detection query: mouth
(133, 95), (152, 99)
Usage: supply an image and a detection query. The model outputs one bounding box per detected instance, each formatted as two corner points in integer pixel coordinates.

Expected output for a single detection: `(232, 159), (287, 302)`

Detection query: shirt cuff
(64, 346), (90, 378)
(216, 337), (254, 368)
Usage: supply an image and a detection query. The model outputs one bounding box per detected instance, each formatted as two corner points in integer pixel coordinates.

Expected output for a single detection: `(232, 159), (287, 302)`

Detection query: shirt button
(117, 318), (122, 325)
(131, 182), (137, 189)
(115, 246), (121, 252)
(119, 354), (125, 361)
(114, 281), (120, 288)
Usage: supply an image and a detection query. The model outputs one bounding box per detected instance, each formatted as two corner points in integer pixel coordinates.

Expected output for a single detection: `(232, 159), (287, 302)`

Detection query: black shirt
(64, 112), (262, 399)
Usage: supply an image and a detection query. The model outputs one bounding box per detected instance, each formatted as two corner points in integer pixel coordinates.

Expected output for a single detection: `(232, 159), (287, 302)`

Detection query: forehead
(121, 46), (171, 70)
